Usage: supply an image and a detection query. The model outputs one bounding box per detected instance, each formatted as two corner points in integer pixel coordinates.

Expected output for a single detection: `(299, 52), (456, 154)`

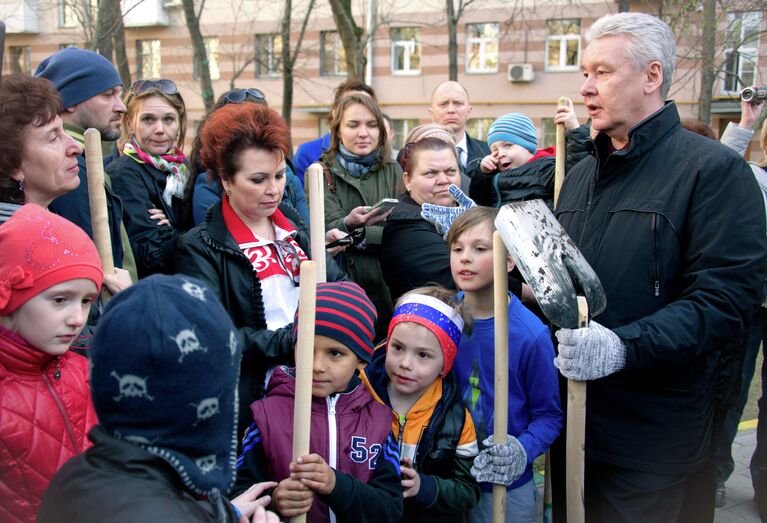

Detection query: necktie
(456, 145), (465, 168)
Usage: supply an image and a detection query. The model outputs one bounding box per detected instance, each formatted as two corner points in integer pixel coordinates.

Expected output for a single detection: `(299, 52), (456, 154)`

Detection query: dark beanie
(89, 274), (241, 497)
(294, 281), (377, 363)
(35, 48), (122, 109)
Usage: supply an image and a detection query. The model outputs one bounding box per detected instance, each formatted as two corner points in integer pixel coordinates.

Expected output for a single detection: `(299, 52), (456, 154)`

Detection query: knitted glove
(420, 184), (476, 236)
(471, 435), (527, 486)
(554, 321), (627, 381)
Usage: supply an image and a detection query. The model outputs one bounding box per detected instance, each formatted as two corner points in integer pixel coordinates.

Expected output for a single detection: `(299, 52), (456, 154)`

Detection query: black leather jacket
(175, 201), (347, 437)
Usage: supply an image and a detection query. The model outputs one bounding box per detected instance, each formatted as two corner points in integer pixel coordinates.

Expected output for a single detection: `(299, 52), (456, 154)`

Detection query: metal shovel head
(495, 200), (606, 328)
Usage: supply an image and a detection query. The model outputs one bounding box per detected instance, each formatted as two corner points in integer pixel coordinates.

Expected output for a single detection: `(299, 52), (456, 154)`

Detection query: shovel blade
(495, 200), (606, 328)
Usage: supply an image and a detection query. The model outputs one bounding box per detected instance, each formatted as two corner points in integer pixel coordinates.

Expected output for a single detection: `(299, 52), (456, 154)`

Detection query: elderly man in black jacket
(543, 12), (767, 523)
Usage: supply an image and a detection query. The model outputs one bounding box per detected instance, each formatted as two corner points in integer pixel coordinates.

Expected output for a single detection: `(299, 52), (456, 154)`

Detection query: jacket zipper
(577, 157), (599, 247)
(652, 214), (660, 296)
(43, 360), (80, 453)
(397, 414), (406, 463)
(327, 395), (339, 523)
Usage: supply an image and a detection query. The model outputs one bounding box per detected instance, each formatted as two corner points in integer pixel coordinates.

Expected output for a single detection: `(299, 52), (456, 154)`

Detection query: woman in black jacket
(108, 79), (191, 277)
(174, 103), (347, 438)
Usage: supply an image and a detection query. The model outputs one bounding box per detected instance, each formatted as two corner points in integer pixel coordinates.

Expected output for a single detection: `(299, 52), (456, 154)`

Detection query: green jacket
(320, 153), (401, 341)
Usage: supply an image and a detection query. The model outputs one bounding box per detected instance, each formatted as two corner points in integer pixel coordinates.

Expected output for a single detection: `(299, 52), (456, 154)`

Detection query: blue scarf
(336, 143), (379, 177)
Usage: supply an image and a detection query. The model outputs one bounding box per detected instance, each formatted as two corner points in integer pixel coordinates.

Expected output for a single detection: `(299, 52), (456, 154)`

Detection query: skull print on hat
(89, 274), (242, 497)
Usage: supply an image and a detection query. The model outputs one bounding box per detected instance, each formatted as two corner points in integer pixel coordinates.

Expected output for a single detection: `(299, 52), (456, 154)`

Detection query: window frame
(465, 22), (499, 74)
(193, 37), (221, 81)
(255, 33), (282, 78)
(320, 31), (347, 77)
(390, 27), (422, 76)
(10, 46), (32, 74)
(721, 11), (762, 95)
(544, 18), (581, 72)
(135, 39), (162, 80)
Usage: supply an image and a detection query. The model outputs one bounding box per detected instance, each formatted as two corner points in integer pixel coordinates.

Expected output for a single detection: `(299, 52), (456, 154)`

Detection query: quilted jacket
(0, 325), (96, 523)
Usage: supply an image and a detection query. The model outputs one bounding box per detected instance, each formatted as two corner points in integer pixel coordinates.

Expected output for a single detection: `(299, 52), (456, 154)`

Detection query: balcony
(121, 0), (169, 27)
(0, 0), (39, 34)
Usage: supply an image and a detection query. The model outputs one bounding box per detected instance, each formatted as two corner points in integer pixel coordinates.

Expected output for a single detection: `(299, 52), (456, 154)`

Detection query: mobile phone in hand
(368, 198), (399, 212)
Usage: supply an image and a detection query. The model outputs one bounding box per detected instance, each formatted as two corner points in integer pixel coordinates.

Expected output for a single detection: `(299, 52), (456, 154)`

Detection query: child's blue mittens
(420, 184), (476, 237)
(554, 321), (626, 381)
(471, 435), (527, 486)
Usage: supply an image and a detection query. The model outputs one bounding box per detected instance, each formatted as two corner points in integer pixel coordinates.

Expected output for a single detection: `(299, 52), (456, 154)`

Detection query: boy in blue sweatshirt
(447, 206), (563, 523)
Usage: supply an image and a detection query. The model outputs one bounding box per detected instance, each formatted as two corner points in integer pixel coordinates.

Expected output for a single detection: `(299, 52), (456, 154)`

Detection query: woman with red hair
(175, 103), (347, 438)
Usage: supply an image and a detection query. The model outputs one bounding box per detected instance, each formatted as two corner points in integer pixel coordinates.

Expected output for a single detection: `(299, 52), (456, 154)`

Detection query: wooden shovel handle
(291, 260), (317, 523)
(566, 296), (588, 523)
(492, 232), (509, 523)
(553, 97), (572, 208)
(84, 129), (115, 301)
(305, 163), (327, 283)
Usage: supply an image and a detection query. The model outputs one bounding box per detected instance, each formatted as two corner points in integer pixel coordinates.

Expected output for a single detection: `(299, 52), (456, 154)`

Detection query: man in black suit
(429, 81), (490, 180)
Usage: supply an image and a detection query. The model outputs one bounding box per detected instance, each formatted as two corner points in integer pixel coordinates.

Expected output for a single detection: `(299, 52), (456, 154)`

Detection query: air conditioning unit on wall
(508, 63), (534, 83)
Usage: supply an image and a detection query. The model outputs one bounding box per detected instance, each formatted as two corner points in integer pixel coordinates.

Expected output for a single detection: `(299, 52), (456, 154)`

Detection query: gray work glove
(471, 435), (527, 486)
(420, 184), (476, 237)
(554, 321), (626, 381)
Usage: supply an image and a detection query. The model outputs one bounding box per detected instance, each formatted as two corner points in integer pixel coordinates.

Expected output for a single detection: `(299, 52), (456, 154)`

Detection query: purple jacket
(236, 367), (403, 523)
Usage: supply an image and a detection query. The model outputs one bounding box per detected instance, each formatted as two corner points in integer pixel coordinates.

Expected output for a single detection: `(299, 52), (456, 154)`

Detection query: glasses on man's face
(274, 239), (301, 286)
(131, 79), (178, 95)
(223, 88), (266, 104)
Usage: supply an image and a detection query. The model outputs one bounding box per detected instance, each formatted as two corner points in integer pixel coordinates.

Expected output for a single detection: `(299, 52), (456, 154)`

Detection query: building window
(136, 39), (161, 79)
(321, 31), (347, 76)
(466, 118), (495, 142)
(10, 46), (31, 74)
(58, 0), (96, 28)
(59, 43), (77, 50)
(194, 37), (221, 81)
(541, 118), (557, 148)
(722, 11), (761, 94)
(466, 23), (499, 74)
(545, 19), (581, 71)
(255, 33), (282, 78)
(391, 27), (421, 75)
(390, 119), (420, 150)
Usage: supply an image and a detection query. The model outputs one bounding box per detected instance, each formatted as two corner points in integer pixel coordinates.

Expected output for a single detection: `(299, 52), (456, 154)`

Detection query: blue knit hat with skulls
(90, 274), (242, 501)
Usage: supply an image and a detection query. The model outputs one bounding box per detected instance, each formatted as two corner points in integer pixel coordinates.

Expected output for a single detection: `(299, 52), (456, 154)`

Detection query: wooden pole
(553, 96), (572, 207)
(566, 296), (589, 523)
(84, 129), (115, 303)
(291, 260), (317, 523)
(305, 163), (327, 283)
(492, 231), (509, 523)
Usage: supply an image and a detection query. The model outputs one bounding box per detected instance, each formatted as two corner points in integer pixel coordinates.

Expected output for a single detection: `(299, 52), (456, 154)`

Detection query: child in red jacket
(0, 204), (103, 523)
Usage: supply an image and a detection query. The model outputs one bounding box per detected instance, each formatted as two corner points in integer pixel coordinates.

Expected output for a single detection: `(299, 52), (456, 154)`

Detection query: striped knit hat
(295, 281), (377, 363)
(487, 112), (538, 154)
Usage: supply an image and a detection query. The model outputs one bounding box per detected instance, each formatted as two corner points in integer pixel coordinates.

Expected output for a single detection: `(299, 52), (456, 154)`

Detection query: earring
(18, 178), (25, 192)
(225, 189), (232, 196)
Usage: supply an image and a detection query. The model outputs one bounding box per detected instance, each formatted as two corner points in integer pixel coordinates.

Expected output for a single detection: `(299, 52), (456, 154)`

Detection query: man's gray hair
(587, 12), (676, 100)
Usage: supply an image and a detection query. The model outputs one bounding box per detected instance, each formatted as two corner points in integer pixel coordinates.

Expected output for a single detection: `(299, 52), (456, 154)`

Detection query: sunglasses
(131, 79), (178, 95)
(224, 88), (266, 104)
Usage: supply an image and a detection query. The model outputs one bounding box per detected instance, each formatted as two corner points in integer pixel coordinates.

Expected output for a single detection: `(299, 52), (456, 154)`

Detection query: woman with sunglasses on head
(184, 88), (308, 226)
(175, 102), (348, 439)
(107, 79), (191, 278)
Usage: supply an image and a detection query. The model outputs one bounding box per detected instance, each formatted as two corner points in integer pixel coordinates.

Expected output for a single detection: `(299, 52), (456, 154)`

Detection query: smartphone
(368, 198), (399, 212)
(326, 235), (354, 249)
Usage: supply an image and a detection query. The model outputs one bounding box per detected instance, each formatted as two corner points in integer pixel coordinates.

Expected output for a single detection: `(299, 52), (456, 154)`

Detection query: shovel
(494, 200), (606, 523)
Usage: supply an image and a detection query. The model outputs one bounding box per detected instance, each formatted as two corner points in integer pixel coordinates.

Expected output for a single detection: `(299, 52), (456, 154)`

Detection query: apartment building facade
(1, 0), (764, 157)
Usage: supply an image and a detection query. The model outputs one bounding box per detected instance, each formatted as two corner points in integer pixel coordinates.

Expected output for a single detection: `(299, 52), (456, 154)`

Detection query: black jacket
(107, 155), (189, 277)
(49, 153), (127, 269)
(174, 201), (348, 438)
(468, 124), (590, 209)
(381, 195), (522, 302)
(38, 427), (239, 523)
(464, 133), (490, 168)
(363, 350), (480, 522)
(555, 102), (767, 474)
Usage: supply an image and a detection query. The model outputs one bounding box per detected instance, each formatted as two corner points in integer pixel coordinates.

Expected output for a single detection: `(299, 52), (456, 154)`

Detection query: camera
(741, 86), (766, 104)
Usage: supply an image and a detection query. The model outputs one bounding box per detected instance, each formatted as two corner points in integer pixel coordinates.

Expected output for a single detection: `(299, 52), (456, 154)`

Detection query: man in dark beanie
(35, 48), (136, 281)
(38, 274), (277, 522)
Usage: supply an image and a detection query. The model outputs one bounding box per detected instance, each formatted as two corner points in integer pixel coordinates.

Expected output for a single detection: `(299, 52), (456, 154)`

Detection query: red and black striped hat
(295, 281), (377, 362)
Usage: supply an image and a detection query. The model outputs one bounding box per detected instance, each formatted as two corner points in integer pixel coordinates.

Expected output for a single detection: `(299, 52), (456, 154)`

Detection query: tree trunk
(182, 0), (215, 112)
(698, 0), (716, 124)
(113, 13), (131, 85)
(281, 0), (293, 144)
(93, 0), (115, 58)
(618, 0), (630, 12)
(328, 0), (365, 80)
(447, 0), (457, 80)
